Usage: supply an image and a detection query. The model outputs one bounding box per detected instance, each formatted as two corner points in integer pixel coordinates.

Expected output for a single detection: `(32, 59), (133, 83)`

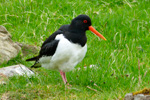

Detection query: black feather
(26, 25), (66, 62)
(39, 40), (59, 57)
(26, 56), (39, 61)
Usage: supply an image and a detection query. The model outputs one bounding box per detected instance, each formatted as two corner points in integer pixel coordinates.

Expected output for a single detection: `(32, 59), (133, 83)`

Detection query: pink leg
(59, 70), (67, 84)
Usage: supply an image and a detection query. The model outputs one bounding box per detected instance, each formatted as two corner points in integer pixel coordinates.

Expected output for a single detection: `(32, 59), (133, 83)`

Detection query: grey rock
(0, 64), (34, 77)
(134, 94), (146, 100)
(16, 42), (39, 57)
(0, 25), (21, 64)
(125, 93), (150, 100)
(145, 95), (150, 100)
(125, 93), (134, 100)
(0, 25), (11, 35)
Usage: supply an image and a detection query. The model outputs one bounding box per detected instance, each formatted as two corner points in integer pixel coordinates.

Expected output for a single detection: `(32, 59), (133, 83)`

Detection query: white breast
(39, 34), (87, 72)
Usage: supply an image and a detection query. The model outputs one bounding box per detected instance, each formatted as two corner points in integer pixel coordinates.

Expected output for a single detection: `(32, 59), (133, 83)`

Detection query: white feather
(39, 34), (87, 72)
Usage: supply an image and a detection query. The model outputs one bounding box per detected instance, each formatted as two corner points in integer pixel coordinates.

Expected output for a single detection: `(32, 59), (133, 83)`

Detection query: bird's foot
(65, 82), (72, 89)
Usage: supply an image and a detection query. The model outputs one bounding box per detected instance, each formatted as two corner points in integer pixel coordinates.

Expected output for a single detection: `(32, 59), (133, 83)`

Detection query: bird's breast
(41, 34), (87, 72)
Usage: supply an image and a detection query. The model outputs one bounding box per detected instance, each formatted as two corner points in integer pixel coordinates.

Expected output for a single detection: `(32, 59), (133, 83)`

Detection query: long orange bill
(89, 26), (107, 41)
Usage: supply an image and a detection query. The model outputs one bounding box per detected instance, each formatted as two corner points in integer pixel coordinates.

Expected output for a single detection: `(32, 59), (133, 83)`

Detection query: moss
(133, 88), (150, 96)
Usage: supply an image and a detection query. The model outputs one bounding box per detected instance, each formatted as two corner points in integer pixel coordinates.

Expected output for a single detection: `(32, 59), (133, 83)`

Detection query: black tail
(26, 56), (39, 61)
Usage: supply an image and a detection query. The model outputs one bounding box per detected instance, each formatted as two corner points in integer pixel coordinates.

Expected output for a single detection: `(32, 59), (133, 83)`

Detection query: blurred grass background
(0, 0), (150, 99)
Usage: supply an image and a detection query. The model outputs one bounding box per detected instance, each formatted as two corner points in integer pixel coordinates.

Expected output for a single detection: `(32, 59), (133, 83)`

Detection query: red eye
(83, 20), (87, 23)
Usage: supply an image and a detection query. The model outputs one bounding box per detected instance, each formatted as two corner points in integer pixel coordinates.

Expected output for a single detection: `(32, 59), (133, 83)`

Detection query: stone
(16, 42), (39, 57)
(0, 64), (34, 77)
(145, 95), (150, 100)
(134, 94), (146, 100)
(0, 25), (21, 64)
(125, 93), (150, 100)
(124, 93), (134, 100)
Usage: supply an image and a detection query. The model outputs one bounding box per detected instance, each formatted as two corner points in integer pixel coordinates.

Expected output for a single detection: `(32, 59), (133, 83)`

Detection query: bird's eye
(83, 20), (87, 23)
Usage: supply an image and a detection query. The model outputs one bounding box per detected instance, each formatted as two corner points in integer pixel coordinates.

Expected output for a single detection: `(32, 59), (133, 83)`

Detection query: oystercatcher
(26, 15), (106, 84)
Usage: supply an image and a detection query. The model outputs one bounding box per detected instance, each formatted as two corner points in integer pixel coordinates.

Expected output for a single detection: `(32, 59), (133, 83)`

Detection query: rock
(0, 25), (21, 64)
(124, 93), (134, 100)
(145, 95), (150, 100)
(134, 94), (146, 100)
(0, 25), (11, 35)
(125, 93), (150, 100)
(16, 42), (39, 57)
(0, 64), (34, 77)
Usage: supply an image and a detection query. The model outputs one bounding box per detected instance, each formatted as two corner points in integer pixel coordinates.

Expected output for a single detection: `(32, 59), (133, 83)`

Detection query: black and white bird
(26, 15), (106, 84)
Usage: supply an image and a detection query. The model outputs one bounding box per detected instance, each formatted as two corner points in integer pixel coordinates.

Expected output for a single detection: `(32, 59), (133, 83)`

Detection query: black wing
(26, 24), (69, 62)
(39, 40), (59, 57)
(39, 24), (69, 56)
(41, 25), (69, 47)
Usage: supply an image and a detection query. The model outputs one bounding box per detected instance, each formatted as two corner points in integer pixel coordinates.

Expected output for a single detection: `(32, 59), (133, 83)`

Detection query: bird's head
(70, 14), (106, 41)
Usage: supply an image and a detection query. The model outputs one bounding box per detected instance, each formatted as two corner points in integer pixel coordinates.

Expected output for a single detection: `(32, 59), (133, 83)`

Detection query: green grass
(0, 0), (150, 99)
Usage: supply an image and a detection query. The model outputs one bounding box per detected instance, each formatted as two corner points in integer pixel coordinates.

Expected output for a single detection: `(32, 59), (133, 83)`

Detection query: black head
(69, 15), (92, 32)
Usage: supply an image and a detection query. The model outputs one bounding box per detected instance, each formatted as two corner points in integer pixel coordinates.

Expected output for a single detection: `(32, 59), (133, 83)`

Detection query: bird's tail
(26, 56), (39, 61)
(26, 56), (41, 68)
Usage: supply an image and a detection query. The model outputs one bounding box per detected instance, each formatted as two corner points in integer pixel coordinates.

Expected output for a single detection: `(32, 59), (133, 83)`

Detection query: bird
(26, 14), (106, 84)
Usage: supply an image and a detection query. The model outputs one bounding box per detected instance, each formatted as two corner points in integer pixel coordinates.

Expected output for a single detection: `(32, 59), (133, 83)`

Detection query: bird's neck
(64, 26), (87, 47)
(68, 25), (86, 33)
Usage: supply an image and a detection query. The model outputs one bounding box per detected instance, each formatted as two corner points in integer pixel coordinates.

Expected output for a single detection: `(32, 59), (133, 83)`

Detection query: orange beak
(89, 26), (107, 41)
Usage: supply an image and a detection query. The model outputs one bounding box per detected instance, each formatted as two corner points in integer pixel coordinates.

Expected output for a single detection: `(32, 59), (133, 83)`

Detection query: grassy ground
(0, 0), (150, 99)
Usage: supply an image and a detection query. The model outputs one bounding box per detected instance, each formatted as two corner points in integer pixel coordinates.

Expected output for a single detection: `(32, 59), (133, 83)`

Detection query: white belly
(39, 34), (87, 72)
